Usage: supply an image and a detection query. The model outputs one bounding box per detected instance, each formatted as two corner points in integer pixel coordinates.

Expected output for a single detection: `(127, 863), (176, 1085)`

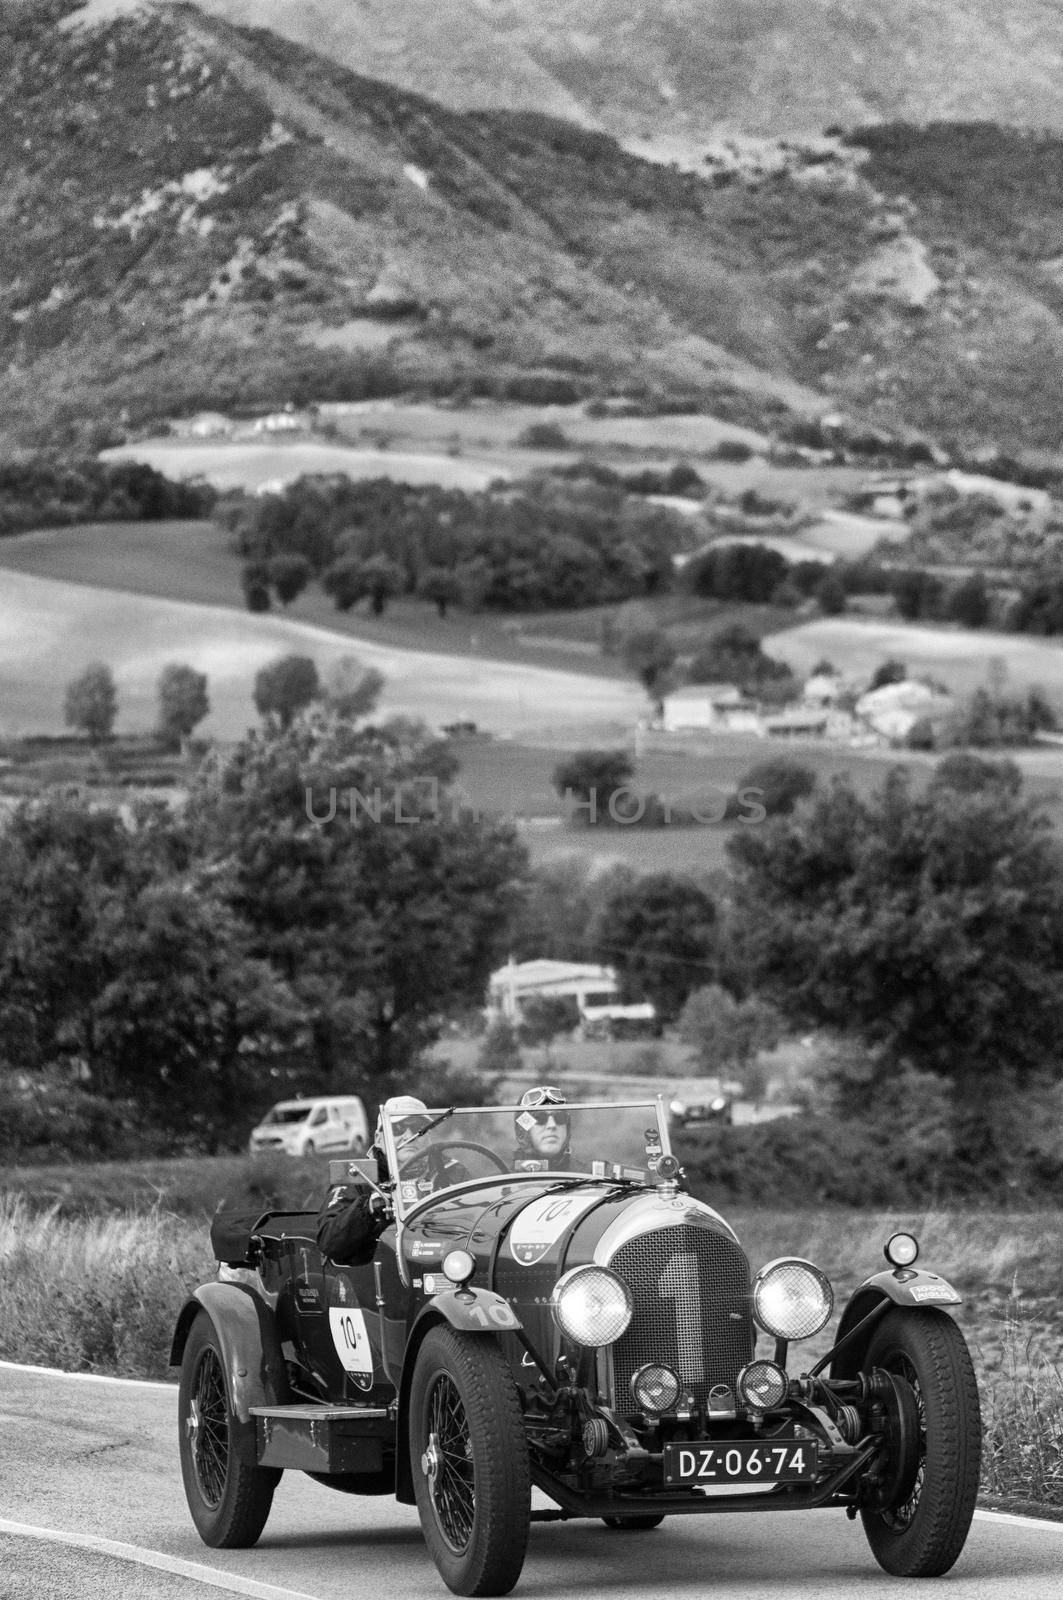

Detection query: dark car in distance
(172, 1098), (980, 1596)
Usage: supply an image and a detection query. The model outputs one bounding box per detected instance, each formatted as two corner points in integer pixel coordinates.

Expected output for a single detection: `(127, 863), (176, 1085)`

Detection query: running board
(250, 1403), (392, 1473)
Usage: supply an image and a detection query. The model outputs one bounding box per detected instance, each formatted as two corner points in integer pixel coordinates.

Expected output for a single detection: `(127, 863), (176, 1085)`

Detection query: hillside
(66, 1), (1063, 148)
(4, 2), (1063, 454)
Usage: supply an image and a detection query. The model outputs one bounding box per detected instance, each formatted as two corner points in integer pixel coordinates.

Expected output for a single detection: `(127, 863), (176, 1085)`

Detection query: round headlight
(737, 1359), (788, 1410)
(631, 1363), (680, 1413)
(442, 1249), (474, 1284)
(669, 1099), (685, 1115)
(552, 1266), (632, 1347)
(884, 1232), (919, 1268)
(752, 1258), (834, 1341)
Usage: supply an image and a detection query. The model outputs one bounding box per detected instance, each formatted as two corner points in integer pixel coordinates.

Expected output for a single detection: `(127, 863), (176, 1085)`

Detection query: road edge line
(974, 1508), (1063, 1534)
(0, 1518), (322, 1600)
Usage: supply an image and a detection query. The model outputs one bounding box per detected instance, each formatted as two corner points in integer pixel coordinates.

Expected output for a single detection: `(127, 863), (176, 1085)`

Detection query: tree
(242, 562), (271, 613)
(268, 553), (312, 606)
(185, 715), (528, 1089)
(592, 873), (717, 1022)
(678, 984), (782, 1101)
(64, 662), (117, 742)
(929, 751), (1022, 797)
(737, 758), (816, 817)
(727, 769), (1063, 1152)
(947, 573), (990, 629)
(0, 798), (296, 1147)
(253, 654), (320, 730)
(619, 625), (676, 717)
(869, 658), (907, 691)
(518, 994), (579, 1048)
(156, 664), (209, 750)
(322, 656), (385, 722)
(418, 567), (461, 618)
(552, 748), (634, 823)
(358, 554), (404, 616)
(816, 573), (847, 615)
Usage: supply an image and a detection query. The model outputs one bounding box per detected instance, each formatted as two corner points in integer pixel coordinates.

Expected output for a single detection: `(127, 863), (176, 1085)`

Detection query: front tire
(860, 1308), (981, 1577)
(409, 1326), (530, 1596)
(178, 1311), (280, 1548)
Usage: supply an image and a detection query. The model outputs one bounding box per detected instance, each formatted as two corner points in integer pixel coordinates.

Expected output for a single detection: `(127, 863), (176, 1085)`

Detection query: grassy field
(0, 565), (644, 742)
(1, 1164), (1059, 1506)
(768, 615), (1063, 702)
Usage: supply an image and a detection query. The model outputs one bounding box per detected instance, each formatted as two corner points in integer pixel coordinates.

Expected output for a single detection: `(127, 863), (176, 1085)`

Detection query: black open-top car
(172, 1097), (981, 1596)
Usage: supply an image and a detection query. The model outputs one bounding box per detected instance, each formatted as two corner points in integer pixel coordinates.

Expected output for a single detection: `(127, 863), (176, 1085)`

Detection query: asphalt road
(1, 1363), (1060, 1600)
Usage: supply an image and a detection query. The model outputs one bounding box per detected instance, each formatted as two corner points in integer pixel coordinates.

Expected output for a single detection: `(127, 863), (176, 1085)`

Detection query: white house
(855, 679), (953, 742)
(661, 684), (742, 732)
(487, 959), (655, 1033)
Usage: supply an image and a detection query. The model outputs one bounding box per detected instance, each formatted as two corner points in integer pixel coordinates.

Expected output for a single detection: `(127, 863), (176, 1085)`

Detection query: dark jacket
(316, 1183), (388, 1266)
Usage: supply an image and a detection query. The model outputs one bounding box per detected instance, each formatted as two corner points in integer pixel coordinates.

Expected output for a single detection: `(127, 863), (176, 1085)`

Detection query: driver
(316, 1095), (427, 1265)
(513, 1085), (572, 1172)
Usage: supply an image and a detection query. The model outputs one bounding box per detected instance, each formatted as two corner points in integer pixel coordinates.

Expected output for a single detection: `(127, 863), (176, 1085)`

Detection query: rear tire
(178, 1311), (280, 1548)
(409, 1326), (530, 1596)
(860, 1308), (980, 1577)
(602, 1514), (665, 1530)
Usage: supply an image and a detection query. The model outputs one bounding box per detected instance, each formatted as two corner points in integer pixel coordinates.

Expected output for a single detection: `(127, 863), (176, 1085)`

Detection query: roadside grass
(0, 1195), (212, 1380)
(979, 1294), (1063, 1505)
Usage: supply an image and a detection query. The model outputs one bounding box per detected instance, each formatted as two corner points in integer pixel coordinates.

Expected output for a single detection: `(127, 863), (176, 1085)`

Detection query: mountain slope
(64, 0), (1063, 148)
(4, 2), (1063, 455)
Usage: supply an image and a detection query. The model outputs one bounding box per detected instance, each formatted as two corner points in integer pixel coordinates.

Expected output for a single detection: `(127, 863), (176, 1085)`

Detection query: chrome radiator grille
(608, 1225), (754, 1411)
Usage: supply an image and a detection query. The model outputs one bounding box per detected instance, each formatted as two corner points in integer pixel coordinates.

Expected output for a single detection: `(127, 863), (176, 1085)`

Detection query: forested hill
(4, 2), (1063, 454)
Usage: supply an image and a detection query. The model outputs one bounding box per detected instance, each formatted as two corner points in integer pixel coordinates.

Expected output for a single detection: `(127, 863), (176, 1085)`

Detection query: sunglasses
(521, 1086), (566, 1108)
(528, 1109), (569, 1127)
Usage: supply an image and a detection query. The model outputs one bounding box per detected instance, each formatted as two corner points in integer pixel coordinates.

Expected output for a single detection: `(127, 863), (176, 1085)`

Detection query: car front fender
(829, 1268), (963, 1380)
(393, 1289), (523, 1504)
(170, 1282), (290, 1463)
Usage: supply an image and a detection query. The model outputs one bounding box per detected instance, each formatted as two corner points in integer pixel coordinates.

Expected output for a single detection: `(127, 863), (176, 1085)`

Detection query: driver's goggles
(521, 1086), (566, 1108)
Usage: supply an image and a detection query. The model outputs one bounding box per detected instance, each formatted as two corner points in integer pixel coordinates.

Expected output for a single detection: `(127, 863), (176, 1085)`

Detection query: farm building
(661, 684), (747, 732)
(855, 679), (954, 742)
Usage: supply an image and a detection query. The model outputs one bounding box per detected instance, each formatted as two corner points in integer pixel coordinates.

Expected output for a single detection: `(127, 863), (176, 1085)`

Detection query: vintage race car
(171, 1098), (981, 1596)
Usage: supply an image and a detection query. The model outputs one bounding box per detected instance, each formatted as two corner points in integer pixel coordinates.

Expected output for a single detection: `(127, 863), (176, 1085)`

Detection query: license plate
(663, 1440), (818, 1485)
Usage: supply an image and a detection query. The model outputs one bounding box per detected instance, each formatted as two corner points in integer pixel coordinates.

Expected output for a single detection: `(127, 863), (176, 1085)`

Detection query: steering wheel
(401, 1139), (509, 1186)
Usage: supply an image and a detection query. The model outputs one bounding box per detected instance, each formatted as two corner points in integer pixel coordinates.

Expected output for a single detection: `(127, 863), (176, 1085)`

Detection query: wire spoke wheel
(190, 1346), (229, 1507)
(428, 1373), (476, 1550)
(177, 1311), (281, 1549)
(410, 1326), (530, 1596)
(860, 1308), (980, 1578)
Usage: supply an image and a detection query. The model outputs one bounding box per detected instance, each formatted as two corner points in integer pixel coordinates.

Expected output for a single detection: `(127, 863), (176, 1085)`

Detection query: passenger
(513, 1085), (572, 1172)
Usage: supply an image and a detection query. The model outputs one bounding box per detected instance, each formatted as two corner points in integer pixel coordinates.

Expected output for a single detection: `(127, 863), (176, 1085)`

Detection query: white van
(248, 1096), (369, 1158)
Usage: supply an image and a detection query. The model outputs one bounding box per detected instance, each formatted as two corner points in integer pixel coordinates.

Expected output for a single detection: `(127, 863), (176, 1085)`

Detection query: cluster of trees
(225, 473), (685, 615)
(0, 702), (527, 1155)
(687, 622), (798, 702)
(726, 755), (1063, 1174)
(63, 661), (210, 749)
(550, 748), (814, 828)
(0, 457), (215, 536)
(822, 546), (1063, 639)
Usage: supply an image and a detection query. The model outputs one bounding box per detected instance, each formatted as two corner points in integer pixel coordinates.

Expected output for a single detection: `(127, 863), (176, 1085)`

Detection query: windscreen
(264, 1106), (311, 1125)
(381, 1101), (670, 1213)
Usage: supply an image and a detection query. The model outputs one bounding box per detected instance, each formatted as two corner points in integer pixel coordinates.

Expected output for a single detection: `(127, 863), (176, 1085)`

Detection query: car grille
(608, 1224), (754, 1411)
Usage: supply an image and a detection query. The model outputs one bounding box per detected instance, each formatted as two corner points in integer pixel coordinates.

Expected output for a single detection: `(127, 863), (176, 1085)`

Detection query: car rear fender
(170, 1282), (290, 1464)
(394, 1289), (523, 1504)
(829, 1269), (963, 1380)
